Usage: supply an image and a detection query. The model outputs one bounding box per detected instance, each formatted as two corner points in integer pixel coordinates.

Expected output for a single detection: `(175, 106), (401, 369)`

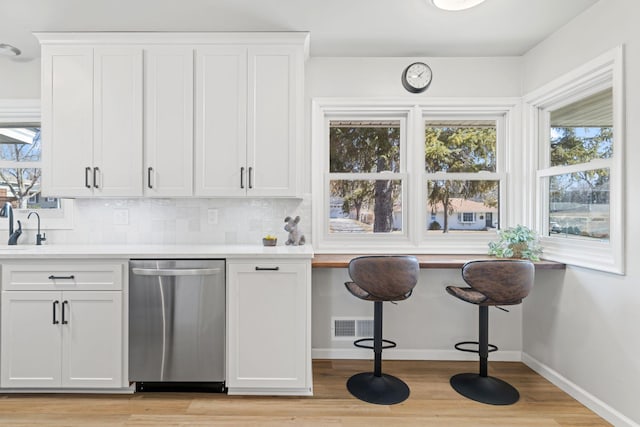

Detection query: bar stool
(344, 255), (420, 405)
(446, 259), (534, 405)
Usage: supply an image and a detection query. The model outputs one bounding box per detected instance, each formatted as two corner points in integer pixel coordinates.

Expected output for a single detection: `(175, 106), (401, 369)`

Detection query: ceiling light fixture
(432, 0), (486, 11)
(0, 43), (21, 56)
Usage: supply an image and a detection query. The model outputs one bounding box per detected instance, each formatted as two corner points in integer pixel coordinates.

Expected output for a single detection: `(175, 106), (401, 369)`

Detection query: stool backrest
(348, 256), (420, 300)
(462, 259), (534, 304)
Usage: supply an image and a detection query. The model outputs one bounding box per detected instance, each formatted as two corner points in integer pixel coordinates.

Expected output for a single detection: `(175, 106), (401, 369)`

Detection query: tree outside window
(546, 88), (613, 240)
(0, 125), (59, 209)
(328, 121), (403, 234)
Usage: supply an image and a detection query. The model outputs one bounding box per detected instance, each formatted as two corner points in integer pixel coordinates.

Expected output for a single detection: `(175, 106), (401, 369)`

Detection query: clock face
(402, 62), (432, 93)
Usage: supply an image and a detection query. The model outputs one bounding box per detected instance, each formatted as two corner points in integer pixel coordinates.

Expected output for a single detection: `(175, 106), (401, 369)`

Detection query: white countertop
(0, 244), (314, 260)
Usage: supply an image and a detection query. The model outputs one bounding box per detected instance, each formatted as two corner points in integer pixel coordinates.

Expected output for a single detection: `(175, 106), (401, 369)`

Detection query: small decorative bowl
(262, 238), (277, 247)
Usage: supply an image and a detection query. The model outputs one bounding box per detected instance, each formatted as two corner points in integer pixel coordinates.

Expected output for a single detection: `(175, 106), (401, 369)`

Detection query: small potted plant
(488, 225), (542, 261)
(262, 234), (277, 247)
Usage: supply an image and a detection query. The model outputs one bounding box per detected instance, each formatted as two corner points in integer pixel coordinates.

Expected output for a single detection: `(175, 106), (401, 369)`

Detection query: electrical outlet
(207, 208), (219, 225)
(113, 208), (129, 225)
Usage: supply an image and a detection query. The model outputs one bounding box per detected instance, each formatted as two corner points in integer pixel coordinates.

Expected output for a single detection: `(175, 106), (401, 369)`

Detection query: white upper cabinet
(194, 46), (248, 197)
(195, 43), (304, 197)
(143, 47), (194, 197)
(93, 47), (143, 197)
(247, 45), (302, 197)
(41, 44), (143, 197)
(37, 32), (308, 199)
(41, 46), (94, 197)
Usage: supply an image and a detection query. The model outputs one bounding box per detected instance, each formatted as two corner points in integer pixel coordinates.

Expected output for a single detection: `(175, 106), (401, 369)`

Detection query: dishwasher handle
(131, 267), (222, 277)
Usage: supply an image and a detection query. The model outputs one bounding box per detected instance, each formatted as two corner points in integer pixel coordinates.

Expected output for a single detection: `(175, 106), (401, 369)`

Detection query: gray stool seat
(446, 259), (535, 405)
(344, 255), (419, 405)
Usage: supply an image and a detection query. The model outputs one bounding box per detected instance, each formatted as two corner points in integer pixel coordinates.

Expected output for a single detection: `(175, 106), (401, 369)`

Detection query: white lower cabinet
(226, 259), (312, 395)
(0, 261), (126, 390)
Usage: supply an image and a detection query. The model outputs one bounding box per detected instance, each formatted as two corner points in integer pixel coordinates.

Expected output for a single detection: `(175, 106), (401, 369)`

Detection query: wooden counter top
(312, 254), (565, 269)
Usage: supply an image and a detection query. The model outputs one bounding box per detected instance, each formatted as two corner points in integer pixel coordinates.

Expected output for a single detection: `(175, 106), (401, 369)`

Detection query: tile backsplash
(32, 196), (311, 246)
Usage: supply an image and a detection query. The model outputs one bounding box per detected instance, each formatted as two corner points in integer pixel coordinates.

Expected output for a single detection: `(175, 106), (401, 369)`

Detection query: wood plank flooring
(0, 360), (609, 426)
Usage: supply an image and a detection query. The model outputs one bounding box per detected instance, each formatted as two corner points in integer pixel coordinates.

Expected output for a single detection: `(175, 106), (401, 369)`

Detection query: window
(459, 212), (476, 223)
(0, 100), (73, 231)
(424, 120), (502, 236)
(328, 119), (405, 236)
(0, 125), (57, 208)
(525, 47), (623, 273)
(312, 100), (517, 252)
(547, 90), (612, 241)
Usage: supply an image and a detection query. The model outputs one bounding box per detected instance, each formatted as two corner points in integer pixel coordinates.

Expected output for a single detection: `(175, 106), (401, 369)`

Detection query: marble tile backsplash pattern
(40, 197), (310, 246)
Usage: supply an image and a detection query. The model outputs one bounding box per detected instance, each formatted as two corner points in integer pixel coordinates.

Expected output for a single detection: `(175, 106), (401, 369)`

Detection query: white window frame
(459, 212), (476, 223)
(421, 111), (510, 252)
(312, 98), (521, 253)
(524, 46), (624, 274)
(0, 99), (74, 231)
(319, 110), (413, 250)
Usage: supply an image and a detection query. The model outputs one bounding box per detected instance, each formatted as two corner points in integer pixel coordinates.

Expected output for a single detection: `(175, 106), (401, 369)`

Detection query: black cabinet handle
(93, 167), (100, 188)
(62, 300), (68, 324)
(248, 167), (253, 189)
(255, 266), (280, 271)
(240, 167), (245, 189)
(85, 167), (91, 188)
(53, 300), (59, 325)
(48, 275), (75, 280)
(148, 167), (153, 189)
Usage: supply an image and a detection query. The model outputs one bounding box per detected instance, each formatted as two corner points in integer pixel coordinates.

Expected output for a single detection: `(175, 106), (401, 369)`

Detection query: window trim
(312, 97), (521, 253)
(0, 99), (74, 231)
(524, 46), (624, 274)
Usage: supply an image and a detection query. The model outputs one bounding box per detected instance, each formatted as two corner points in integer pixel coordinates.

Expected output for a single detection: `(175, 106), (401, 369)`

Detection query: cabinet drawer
(2, 262), (124, 291)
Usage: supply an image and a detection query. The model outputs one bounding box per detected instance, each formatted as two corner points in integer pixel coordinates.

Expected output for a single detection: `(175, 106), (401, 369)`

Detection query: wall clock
(401, 62), (432, 93)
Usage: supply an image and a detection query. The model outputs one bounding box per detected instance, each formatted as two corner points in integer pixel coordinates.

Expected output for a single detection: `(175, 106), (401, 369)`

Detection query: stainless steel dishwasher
(129, 259), (226, 392)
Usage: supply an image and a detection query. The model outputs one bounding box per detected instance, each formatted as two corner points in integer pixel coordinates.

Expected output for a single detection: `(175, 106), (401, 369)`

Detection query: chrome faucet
(0, 202), (22, 245)
(28, 211), (46, 245)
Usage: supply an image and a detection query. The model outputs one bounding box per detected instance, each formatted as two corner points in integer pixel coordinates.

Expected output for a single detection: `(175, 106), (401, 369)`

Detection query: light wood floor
(0, 360), (609, 426)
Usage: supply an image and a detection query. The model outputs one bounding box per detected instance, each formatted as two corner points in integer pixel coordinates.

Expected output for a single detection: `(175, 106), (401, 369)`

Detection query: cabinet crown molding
(34, 32), (310, 57)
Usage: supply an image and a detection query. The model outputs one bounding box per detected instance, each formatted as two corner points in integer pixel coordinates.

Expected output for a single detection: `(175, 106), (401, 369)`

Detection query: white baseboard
(522, 353), (639, 427)
(312, 348), (522, 361)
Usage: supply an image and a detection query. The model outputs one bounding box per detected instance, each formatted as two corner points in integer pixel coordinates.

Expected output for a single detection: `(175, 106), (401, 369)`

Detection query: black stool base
(347, 372), (410, 405)
(450, 373), (519, 405)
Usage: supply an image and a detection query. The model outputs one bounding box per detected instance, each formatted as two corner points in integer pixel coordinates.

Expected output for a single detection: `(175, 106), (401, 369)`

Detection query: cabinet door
(194, 46), (247, 197)
(1, 291), (62, 388)
(41, 46), (94, 197)
(61, 291), (123, 388)
(227, 260), (310, 393)
(247, 46), (301, 197)
(144, 47), (194, 197)
(93, 47), (143, 196)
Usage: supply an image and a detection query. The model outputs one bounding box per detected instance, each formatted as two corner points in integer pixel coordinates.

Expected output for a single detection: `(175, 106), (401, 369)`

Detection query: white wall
(307, 56), (529, 357)
(521, 1), (640, 425)
(0, 58), (40, 99)
(306, 56), (522, 98)
(313, 267), (529, 361)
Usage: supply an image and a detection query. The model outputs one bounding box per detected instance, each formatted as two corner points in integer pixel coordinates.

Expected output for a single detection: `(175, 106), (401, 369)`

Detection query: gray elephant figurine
(284, 216), (306, 246)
